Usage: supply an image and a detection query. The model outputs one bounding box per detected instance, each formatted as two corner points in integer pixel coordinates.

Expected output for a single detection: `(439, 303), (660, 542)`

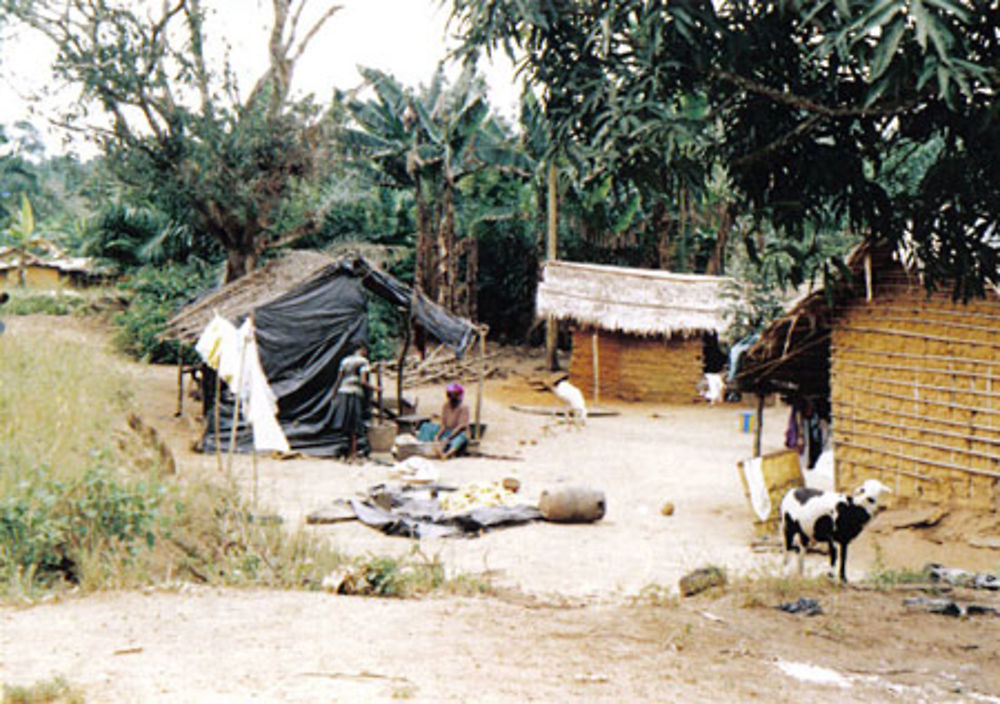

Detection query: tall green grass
(0, 324), (131, 483)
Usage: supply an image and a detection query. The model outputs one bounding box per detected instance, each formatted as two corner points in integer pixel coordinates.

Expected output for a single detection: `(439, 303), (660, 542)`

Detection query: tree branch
(289, 3), (342, 64)
(712, 69), (916, 119)
(731, 114), (823, 169)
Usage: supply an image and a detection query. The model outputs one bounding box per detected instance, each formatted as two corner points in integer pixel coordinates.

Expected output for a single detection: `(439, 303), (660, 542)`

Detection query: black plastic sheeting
(201, 256), (477, 457)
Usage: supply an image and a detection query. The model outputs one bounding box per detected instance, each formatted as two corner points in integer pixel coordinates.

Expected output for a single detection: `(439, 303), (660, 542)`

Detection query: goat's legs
(838, 542), (849, 584)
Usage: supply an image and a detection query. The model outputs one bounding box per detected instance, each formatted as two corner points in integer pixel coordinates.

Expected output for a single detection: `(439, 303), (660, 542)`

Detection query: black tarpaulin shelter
(161, 251), (478, 457)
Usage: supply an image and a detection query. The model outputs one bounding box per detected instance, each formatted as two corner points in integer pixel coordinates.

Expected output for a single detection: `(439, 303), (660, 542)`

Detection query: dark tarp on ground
(349, 485), (542, 539)
(201, 256), (477, 457)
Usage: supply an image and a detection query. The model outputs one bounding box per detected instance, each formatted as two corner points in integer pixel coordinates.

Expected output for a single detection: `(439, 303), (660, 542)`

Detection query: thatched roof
(536, 260), (734, 337)
(162, 250), (338, 343)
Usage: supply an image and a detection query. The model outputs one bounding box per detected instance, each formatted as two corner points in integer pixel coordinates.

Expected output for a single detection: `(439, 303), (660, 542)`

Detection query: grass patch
(865, 542), (931, 590)
(2, 676), (84, 704)
(731, 572), (836, 609)
(1, 287), (119, 317)
(0, 317), (481, 600)
(632, 583), (679, 608)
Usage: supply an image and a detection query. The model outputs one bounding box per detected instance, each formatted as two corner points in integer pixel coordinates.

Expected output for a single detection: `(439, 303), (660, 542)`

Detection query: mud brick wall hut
(536, 260), (733, 404)
(737, 243), (1000, 509)
(0, 251), (110, 289)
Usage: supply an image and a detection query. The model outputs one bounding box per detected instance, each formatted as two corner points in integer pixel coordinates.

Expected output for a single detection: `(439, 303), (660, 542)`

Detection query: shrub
(0, 464), (164, 589)
(113, 261), (218, 363)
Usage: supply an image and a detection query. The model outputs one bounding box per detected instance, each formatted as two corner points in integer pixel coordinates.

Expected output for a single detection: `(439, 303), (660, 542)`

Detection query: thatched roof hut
(737, 242), (1000, 508)
(536, 261), (734, 403)
(160, 249), (481, 457)
(536, 260), (733, 337)
(0, 250), (112, 288)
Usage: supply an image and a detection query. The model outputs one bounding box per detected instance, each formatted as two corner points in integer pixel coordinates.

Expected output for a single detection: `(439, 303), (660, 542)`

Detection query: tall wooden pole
(545, 161), (559, 371)
(753, 393), (765, 457)
(175, 349), (184, 417)
(474, 326), (487, 440)
(397, 320), (411, 416)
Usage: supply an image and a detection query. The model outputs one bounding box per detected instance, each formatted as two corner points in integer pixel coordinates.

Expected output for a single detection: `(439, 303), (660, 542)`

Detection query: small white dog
(553, 379), (587, 428)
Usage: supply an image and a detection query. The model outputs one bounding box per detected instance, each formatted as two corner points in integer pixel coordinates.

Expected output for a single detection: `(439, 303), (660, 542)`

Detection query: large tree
(4, 0), (342, 281)
(449, 0), (1000, 298)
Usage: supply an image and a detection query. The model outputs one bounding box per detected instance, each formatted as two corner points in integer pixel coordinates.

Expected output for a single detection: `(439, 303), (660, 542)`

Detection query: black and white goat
(780, 479), (892, 583)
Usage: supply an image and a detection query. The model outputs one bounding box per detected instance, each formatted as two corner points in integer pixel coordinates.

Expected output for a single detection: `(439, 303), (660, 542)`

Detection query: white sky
(0, 0), (520, 157)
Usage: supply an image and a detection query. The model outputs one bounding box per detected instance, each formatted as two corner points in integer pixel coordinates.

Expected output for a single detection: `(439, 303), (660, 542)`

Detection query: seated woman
(417, 383), (470, 459)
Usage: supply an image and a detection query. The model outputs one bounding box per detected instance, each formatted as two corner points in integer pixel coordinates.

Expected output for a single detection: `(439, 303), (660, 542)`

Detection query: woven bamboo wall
(569, 328), (704, 403)
(831, 274), (1000, 509)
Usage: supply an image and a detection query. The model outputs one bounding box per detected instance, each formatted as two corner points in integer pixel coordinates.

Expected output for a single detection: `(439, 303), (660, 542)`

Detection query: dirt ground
(2, 315), (999, 702)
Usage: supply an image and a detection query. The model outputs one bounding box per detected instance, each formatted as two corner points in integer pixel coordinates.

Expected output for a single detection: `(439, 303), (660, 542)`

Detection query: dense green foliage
(0, 464), (163, 587)
(113, 261), (219, 363)
(449, 0), (1000, 299)
(3, 0), (341, 281)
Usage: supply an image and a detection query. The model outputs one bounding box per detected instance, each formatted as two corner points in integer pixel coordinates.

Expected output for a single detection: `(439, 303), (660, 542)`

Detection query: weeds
(865, 542), (929, 589)
(632, 583), (679, 608)
(2, 676), (84, 704)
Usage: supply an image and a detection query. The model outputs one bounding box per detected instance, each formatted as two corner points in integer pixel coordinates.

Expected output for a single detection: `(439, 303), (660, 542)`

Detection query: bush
(0, 464), (164, 589)
(113, 261), (218, 363)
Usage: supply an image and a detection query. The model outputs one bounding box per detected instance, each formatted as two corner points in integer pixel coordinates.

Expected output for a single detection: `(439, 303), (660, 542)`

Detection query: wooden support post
(474, 327), (487, 440)
(375, 362), (384, 424)
(227, 328), (248, 475)
(545, 161), (559, 371)
(591, 330), (600, 403)
(175, 350), (184, 417)
(227, 390), (241, 475)
(397, 319), (412, 416)
(251, 448), (258, 507)
(214, 369), (222, 473)
(753, 393), (764, 457)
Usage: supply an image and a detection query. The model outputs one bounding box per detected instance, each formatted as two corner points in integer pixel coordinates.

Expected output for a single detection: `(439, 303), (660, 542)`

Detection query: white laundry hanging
(235, 318), (290, 454)
(741, 456), (772, 522)
(195, 313), (290, 453)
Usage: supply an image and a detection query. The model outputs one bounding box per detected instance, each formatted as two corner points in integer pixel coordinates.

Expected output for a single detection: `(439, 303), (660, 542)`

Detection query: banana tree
(1, 194), (61, 286)
(342, 66), (531, 318)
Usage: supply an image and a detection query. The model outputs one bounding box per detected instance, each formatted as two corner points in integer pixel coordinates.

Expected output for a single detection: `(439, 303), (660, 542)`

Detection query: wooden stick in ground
(227, 330), (248, 475)
(376, 362), (383, 424)
(176, 348), (184, 417)
(474, 327), (487, 440)
(397, 319), (411, 416)
(251, 448), (258, 507)
(753, 393), (764, 457)
(214, 368), (222, 473)
(227, 391), (242, 475)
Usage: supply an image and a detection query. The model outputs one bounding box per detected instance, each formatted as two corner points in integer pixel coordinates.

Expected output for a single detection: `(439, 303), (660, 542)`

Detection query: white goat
(553, 379), (587, 428)
(780, 479), (892, 583)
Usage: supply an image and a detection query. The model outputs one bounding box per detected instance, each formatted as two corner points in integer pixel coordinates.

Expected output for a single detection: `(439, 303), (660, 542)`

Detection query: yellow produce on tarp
(439, 481), (519, 514)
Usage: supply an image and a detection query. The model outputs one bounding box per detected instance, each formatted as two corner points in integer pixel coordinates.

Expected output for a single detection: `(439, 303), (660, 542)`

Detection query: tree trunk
(436, 177), (456, 309)
(415, 176), (435, 297)
(707, 203), (733, 275)
(224, 248), (258, 283)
